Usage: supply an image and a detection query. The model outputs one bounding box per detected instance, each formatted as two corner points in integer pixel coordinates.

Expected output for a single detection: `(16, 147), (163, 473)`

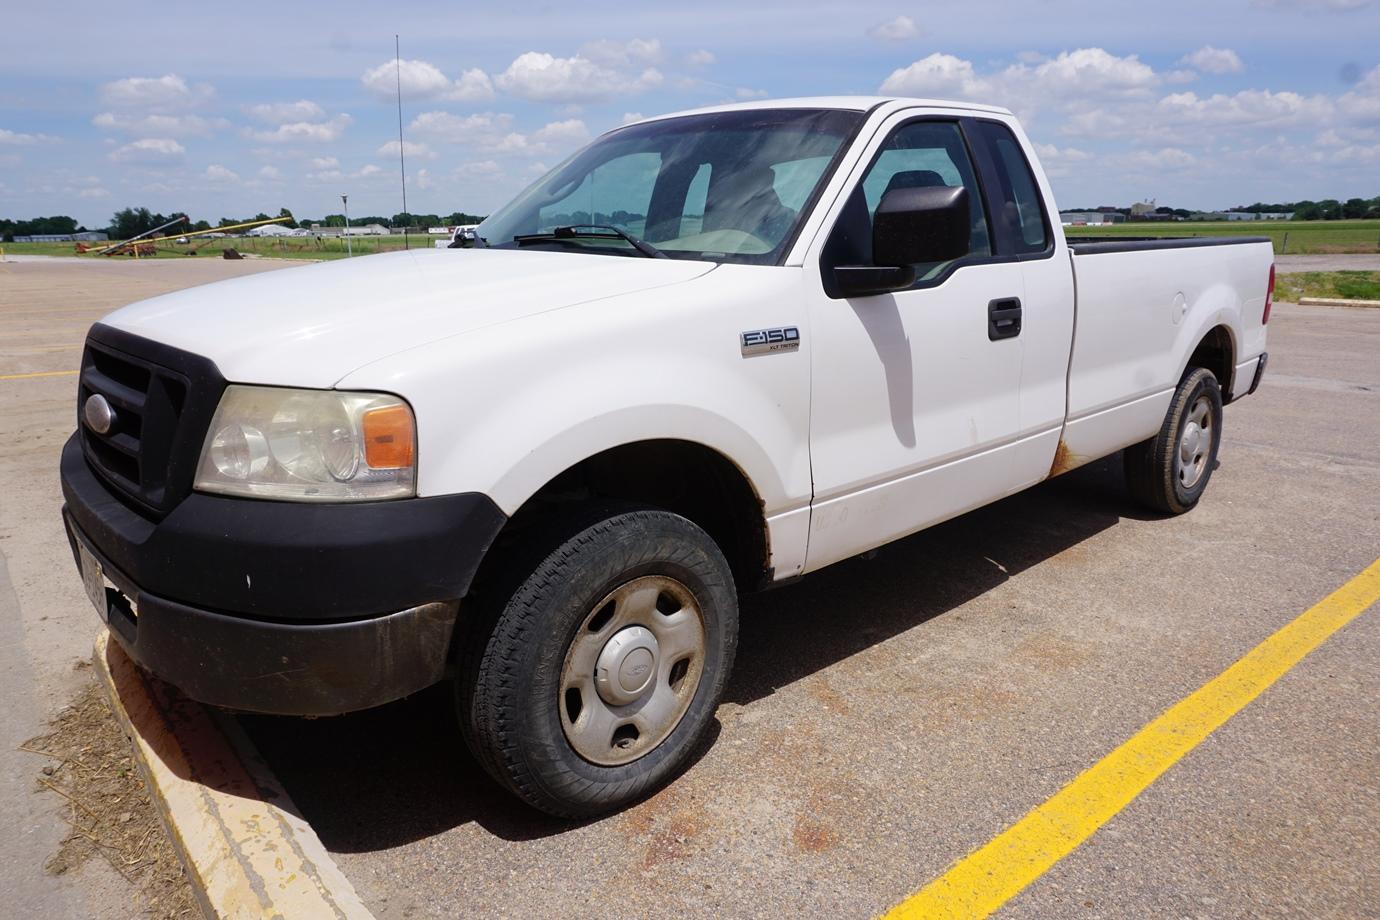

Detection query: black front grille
(78, 324), (225, 518)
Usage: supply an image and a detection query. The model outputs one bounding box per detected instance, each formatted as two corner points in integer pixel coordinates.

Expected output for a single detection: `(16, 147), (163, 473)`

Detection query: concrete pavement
(2, 255), (1376, 918)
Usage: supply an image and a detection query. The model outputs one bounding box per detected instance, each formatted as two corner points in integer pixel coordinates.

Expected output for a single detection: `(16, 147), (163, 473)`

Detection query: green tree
(1342, 198), (1368, 219)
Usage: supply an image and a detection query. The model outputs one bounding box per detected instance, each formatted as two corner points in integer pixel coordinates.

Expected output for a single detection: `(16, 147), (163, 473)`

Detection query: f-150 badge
(741, 326), (800, 357)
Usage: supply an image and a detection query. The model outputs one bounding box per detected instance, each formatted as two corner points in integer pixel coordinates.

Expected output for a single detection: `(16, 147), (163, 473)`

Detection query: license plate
(77, 541), (108, 622)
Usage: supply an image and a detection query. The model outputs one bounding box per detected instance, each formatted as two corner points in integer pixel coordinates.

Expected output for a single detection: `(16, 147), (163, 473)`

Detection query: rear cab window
(972, 121), (1051, 256)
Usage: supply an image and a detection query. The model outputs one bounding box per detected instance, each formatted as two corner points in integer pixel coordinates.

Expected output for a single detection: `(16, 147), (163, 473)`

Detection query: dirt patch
(791, 814), (840, 853)
(23, 665), (197, 919)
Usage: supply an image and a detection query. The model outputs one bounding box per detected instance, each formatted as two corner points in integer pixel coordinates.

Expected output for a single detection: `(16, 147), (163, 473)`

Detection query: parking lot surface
(2, 256), (1377, 918)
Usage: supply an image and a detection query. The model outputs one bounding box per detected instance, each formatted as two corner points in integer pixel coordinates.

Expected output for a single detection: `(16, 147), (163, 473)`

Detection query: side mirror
(874, 185), (971, 267)
(833, 185), (972, 298)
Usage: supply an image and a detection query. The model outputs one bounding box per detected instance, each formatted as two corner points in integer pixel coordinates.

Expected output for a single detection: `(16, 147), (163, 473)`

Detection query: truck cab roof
(624, 95), (1015, 128)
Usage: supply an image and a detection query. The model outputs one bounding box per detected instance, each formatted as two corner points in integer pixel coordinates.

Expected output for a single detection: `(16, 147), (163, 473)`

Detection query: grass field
(0, 233), (439, 262)
(1063, 219), (1380, 254)
(1275, 271), (1380, 303)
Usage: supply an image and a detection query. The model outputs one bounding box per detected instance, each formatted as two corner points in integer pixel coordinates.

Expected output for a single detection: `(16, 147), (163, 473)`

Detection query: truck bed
(1068, 235), (1272, 255)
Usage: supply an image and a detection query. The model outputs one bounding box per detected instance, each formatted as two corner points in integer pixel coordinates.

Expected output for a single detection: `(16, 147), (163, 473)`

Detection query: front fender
(337, 264), (813, 519)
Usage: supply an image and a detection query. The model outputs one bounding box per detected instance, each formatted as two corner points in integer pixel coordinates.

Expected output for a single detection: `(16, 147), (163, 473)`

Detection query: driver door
(803, 115), (1030, 572)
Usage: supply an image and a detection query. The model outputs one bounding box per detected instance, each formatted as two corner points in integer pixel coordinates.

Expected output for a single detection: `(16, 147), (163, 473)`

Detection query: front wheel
(1124, 366), (1224, 514)
(457, 506), (738, 818)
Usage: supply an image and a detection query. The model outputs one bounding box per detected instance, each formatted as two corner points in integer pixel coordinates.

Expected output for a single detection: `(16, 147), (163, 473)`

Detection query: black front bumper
(61, 433), (507, 715)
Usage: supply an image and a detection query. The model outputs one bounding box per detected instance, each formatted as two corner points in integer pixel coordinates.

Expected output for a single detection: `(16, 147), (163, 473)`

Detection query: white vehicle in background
(434, 224), (479, 248)
(62, 97), (1272, 819)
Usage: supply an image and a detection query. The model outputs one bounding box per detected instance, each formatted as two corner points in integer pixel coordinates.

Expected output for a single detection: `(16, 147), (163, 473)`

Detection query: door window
(824, 120), (991, 286)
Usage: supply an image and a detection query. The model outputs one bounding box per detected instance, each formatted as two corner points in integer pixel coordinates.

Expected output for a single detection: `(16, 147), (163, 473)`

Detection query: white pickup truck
(62, 96), (1272, 817)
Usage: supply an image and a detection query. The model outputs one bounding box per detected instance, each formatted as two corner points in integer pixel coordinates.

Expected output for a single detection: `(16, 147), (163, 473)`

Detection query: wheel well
(496, 440), (769, 590)
(1186, 325), (1235, 394)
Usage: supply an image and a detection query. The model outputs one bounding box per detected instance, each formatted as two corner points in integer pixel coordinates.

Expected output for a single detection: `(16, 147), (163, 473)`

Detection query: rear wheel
(457, 506), (737, 818)
(1124, 367), (1223, 514)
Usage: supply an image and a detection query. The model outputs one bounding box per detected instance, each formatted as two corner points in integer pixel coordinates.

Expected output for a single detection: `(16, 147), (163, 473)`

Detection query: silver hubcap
(1177, 395), (1213, 489)
(559, 575), (706, 766)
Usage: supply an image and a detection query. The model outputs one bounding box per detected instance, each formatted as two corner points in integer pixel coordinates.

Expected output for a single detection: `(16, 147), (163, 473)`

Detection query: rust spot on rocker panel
(1047, 439), (1087, 479)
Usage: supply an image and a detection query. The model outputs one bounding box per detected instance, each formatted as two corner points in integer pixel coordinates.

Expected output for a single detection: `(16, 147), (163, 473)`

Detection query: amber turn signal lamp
(362, 404), (415, 469)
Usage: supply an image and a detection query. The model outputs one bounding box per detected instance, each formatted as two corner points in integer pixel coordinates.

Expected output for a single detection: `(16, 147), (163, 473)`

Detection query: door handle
(988, 297), (1022, 340)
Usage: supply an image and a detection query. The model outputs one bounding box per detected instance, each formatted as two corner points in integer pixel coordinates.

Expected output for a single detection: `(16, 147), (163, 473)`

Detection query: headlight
(194, 386), (415, 501)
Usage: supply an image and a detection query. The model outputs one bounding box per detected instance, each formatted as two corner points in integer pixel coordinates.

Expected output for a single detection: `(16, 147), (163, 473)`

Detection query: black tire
(1124, 367), (1224, 514)
(457, 505), (738, 818)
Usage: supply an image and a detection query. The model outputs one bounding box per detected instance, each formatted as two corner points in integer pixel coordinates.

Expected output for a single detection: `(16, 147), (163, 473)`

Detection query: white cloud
(1178, 46), (1244, 74)
(451, 68), (497, 102)
(580, 38), (662, 67)
(246, 100), (325, 124)
(1033, 142), (1093, 178)
(456, 160), (502, 179)
(496, 51), (662, 103)
(108, 137), (185, 163)
(533, 118), (590, 145)
(363, 58), (449, 98)
(78, 187), (110, 199)
(309, 156), (340, 170)
(100, 74), (213, 111)
(868, 15), (919, 41)
(484, 119), (590, 156)
(415, 168), (433, 190)
(246, 114), (353, 143)
(377, 139), (437, 160)
(880, 53), (988, 99)
(0, 128), (58, 145)
(361, 59), (494, 102)
(408, 111), (516, 145)
(204, 164), (240, 182)
(1156, 89), (1332, 128)
(735, 87), (769, 99)
(686, 49), (715, 67)
(1013, 48), (1158, 96)
(621, 112), (645, 125)
(257, 165), (281, 179)
(354, 164), (383, 179)
(92, 112), (226, 137)
(1338, 64), (1380, 124)
(1119, 147), (1198, 170)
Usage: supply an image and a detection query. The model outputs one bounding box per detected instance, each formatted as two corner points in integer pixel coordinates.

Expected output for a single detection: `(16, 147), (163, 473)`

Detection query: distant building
(314, 223), (391, 237)
(74, 231), (109, 242)
(1129, 199), (1157, 217)
(1196, 211), (1295, 221)
(1059, 211), (1126, 226)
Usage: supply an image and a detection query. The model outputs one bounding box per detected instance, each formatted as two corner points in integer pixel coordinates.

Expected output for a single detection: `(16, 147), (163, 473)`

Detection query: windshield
(477, 108), (864, 264)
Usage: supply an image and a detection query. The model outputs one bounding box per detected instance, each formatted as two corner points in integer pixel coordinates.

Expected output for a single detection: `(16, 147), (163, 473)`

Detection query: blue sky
(2, 1), (1378, 227)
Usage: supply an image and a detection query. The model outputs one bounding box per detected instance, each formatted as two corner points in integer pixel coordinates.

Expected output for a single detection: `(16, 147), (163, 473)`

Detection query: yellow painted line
(883, 557), (1380, 920)
(0, 369), (78, 380)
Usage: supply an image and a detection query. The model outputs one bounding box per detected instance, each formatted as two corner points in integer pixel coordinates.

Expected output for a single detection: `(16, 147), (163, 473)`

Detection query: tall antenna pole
(395, 34), (409, 251)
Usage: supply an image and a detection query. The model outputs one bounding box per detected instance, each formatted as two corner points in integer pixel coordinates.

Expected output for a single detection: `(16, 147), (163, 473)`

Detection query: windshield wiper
(512, 224), (668, 259)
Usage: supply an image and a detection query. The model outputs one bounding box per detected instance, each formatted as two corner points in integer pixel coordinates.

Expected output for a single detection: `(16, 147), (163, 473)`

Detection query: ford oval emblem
(84, 394), (116, 435)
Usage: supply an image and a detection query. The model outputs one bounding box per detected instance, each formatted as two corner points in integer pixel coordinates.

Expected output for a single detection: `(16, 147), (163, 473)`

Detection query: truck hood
(102, 249), (716, 387)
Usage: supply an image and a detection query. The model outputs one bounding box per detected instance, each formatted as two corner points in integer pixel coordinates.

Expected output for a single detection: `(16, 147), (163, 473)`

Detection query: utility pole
(341, 194), (352, 257)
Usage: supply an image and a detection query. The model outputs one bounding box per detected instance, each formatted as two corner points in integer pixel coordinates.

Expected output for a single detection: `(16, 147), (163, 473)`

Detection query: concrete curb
(1298, 296), (1380, 309)
(94, 632), (375, 920)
